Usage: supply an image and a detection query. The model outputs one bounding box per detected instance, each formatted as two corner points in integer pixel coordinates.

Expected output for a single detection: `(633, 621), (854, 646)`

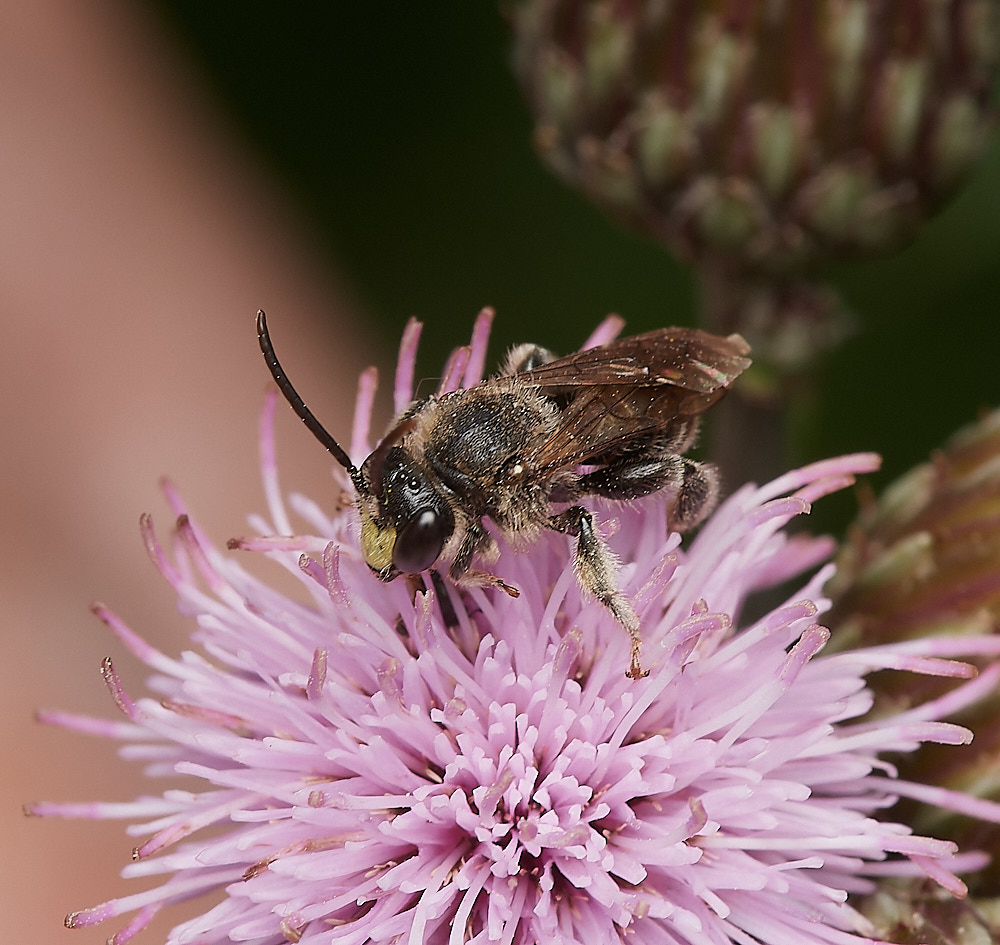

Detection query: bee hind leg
(501, 343), (557, 374)
(579, 454), (719, 531)
(547, 506), (647, 679)
(670, 458), (719, 530)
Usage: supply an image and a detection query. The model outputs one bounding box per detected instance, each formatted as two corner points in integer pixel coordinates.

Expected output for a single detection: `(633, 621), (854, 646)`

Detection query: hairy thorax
(414, 378), (564, 532)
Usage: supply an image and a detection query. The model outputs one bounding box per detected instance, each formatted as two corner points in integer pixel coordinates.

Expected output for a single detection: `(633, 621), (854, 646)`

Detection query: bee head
(257, 311), (454, 582)
(359, 443), (455, 580)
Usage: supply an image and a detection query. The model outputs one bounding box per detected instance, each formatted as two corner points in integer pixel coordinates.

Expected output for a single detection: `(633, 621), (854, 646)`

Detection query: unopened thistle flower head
(512, 1), (999, 383)
(512, 0), (999, 269)
(31, 311), (1000, 945)
(827, 406), (1000, 902)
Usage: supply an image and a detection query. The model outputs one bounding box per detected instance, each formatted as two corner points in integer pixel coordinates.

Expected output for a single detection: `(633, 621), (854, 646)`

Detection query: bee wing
(519, 327), (750, 471)
(518, 327), (750, 393)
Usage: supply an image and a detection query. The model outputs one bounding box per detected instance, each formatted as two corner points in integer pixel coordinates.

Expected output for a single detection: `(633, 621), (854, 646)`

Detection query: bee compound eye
(393, 508), (448, 574)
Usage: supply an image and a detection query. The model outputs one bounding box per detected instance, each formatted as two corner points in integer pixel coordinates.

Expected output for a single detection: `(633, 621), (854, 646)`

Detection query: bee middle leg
(547, 506), (646, 679)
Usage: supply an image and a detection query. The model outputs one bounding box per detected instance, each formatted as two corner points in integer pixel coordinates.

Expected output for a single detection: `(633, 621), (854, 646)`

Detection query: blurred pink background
(2, 2), (377, 941)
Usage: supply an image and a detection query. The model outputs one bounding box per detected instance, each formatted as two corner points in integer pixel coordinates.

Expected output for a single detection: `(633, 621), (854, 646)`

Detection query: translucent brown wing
(516, 327), (750, 472)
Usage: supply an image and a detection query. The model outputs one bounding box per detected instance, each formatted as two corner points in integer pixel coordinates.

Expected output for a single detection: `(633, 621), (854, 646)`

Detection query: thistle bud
(827, 407), (1000, 894)
(512, 0), (998, 268)
(828, 407), (1000, 644)
(860, 878), (1000, 945)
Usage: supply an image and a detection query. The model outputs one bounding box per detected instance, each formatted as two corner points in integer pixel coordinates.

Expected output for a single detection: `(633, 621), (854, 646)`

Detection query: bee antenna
(256, 311), (362, 488)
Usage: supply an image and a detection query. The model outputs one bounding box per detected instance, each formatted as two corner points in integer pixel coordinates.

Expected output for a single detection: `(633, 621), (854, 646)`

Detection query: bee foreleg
(448, 522), (519, 597)
(547, 507), (647, 679)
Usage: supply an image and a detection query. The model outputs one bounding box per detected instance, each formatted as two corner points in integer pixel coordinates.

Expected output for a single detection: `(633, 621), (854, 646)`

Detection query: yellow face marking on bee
(360, 514), (396, 575)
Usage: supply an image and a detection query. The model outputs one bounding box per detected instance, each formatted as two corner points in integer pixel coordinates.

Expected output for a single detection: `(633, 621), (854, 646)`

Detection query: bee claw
(626, 657), (650, 680)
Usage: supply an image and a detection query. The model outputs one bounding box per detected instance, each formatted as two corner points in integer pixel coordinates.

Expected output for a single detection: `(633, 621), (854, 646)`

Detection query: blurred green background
(148, 1), (1000, 527)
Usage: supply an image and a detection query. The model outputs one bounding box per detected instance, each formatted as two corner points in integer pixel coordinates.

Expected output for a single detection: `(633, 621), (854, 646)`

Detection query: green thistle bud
(827, 407), (1000, 895)
(860, 878), (1000, 945)
(828, 407), (1000, 644)
(512, 0), (998, 268)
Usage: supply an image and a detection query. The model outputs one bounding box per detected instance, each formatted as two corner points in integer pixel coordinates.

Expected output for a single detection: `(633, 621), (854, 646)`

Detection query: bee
(257, 311), (750, 678)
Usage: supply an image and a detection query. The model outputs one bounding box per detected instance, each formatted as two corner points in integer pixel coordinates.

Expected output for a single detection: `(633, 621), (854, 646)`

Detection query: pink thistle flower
(31, 311), (1000, 945)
